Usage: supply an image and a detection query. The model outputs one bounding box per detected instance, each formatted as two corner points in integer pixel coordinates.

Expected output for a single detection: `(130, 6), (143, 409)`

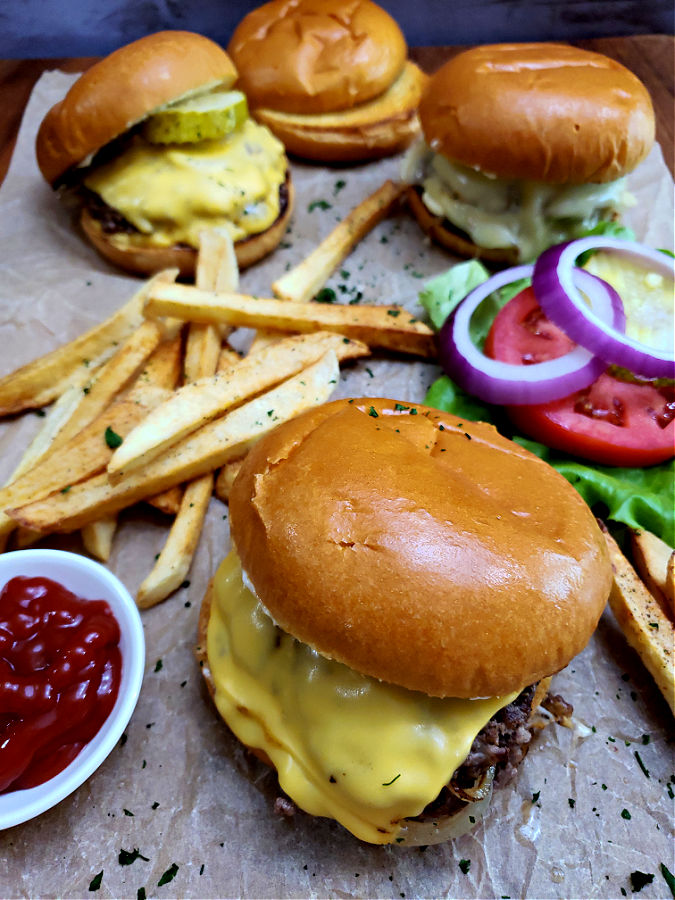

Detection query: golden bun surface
(418, 42), (655, 184)
(36, 31), (238, 185)
(79, 176), (294, 277)
(228, 0), (407, 115)
(229, 397), (612, 699)
(253, 61), (426, 161)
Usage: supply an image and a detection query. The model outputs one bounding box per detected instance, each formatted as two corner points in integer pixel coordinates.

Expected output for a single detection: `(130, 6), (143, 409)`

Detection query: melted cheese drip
(404, 141), (630, 262)
(207, 550), (518, 844)
(84, 119), (287, 248)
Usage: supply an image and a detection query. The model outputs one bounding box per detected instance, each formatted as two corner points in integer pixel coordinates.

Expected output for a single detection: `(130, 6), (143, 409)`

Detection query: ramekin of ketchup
(0, 549), (144, 829)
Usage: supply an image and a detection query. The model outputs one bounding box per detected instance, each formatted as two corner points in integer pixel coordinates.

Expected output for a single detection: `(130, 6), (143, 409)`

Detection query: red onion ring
(438, 265), (624, 405)
(534, 238), (674, 379)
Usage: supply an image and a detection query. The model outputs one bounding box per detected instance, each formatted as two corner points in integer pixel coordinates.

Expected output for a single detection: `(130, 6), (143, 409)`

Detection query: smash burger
(403, 43), (655, 263)
(197, 398), (612, 844)
(35, 31), (293, 277)
(227, 0), (427, 162)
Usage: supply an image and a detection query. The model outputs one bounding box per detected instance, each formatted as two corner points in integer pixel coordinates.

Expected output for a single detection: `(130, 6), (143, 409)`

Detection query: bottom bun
(80, 176), (294, 277)
(405, 185), (519, 265)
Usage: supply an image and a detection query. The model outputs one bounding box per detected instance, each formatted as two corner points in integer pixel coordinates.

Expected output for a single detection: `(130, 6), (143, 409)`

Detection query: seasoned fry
(136, 475), (212, 608)
(214, 458), (244, 503)
(82, 516), (117, 562)
(217, 345), (243, 372)
(9, 351), (340, 534)
(0, 365), (105, 550)
(145, 284), (435, 357)
(138, 230), (239, 607)
(108, 331), (367, 478)
(630, 530), (675, 618)
(0, 337), (183, 519)
(0, 269), (176, 416)
(604, 528), (674, 715)
(272, 180), (405, 303)
(146, 486), (184, 516)
(48, 319), (165, 449)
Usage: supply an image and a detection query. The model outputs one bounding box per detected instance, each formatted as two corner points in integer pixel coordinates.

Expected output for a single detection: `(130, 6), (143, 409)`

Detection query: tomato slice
(485, 287), (675, 466)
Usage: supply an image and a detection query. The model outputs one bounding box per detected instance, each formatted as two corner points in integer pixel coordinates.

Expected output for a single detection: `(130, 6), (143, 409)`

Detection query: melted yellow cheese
(207, 550), (518, 844)
(406, 143), (630, 262)
(84, 119), (287, 248)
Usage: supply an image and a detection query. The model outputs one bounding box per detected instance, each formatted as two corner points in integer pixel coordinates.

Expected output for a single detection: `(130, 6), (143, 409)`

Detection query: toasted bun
(228, 0), (407, 115)
(418, 43), (655, 184)
(36, 31), (238, 185)
(253, 62), (427, 162)
(405, 186), (520, 265)
(229, 398), (612, 699)
(79, 175), (294, 277)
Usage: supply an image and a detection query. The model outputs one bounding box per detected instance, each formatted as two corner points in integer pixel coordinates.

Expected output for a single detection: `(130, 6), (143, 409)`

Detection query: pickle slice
(143, 90), (249, 144)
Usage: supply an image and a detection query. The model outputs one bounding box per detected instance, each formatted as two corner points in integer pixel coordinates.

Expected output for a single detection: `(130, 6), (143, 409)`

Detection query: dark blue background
(1, 0), (673, 59)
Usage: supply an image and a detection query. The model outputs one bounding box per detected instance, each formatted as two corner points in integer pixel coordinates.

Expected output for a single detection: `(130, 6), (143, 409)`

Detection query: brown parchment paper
(0, 70), (673, 900)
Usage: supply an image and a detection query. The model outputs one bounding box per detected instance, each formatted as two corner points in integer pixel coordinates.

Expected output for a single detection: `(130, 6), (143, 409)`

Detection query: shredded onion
(438, 265), (625, 405)
(534, 238), (675, 379)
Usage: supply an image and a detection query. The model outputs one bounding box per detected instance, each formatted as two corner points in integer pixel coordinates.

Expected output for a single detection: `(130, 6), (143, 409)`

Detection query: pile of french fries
(0, 177), (672, 718)
(0, 180), (433, 608)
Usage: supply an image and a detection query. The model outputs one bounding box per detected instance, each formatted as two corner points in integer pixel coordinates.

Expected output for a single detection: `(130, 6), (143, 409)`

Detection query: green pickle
(143, 90), (249, 144)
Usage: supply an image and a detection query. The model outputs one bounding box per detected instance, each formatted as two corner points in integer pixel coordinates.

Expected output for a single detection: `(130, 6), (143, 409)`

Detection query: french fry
(47, 318), (165, 450)
(9, 350), (340, 534)
(0, 269), (177, 416)
(82, 516), (117, 561)
(272, 180), (405, 303)
(217, 345), (242, 372)
(603, 528), (674, 715)
(138, 230), (239, 607)
(0, 338), (183, 519)
(146, 486), (183, 516)
(145, 284), (435, 357)
(136, 475), (212, 608)
(214, 458), (244, 504)
(0, 364), (105, 550)
(630, 530), (675, 618)
(108, 331), (368, 478)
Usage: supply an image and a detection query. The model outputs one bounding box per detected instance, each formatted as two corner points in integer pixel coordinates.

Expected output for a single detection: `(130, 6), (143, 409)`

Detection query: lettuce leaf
(426, 375), (674, 547)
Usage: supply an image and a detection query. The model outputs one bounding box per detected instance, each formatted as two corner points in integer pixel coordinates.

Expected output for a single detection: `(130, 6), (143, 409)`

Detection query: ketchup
(0, 575), (122, 793)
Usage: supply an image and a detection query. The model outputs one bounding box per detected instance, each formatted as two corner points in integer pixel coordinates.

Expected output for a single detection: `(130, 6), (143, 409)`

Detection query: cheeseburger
(227, 0), (427, 162)
(35, 31), (293, 277)
(403, 43), (655, 263)
(197, 398), (612, 845)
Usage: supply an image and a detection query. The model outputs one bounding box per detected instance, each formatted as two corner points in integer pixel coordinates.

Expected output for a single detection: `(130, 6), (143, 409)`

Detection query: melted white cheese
(403, 141), (631, 262)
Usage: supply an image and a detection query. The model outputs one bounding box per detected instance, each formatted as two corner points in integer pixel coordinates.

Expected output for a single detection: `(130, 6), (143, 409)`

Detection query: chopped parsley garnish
(660, 863), (675, 898)
(368, 406), (379, 418)
(137, 889), (147, 900)
(634, 750), (650, 778)
(123, 808), (134, 817)
(308, 199), (332, 212)
(531, 791), (541, 803)
(154, 659), (163, 673)
(88, 871), (103, 891)
(459, 859), (471, 874)
(158, 863), (179, 886)
(104, 426), (123, 449)
(621, 808), (632, 820)
(118, 848), (149, 866)
(382, 773), (400, 786)
(630, 871), (654, 892)
(314, 287), (336, 303)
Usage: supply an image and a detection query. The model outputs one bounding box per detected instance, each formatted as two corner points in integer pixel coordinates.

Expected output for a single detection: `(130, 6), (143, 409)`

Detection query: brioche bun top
(229, 398), (612, 699)
(36, 30), (238, 185)
(418, 42), (655, 184)
(228, 0), (407, 114)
